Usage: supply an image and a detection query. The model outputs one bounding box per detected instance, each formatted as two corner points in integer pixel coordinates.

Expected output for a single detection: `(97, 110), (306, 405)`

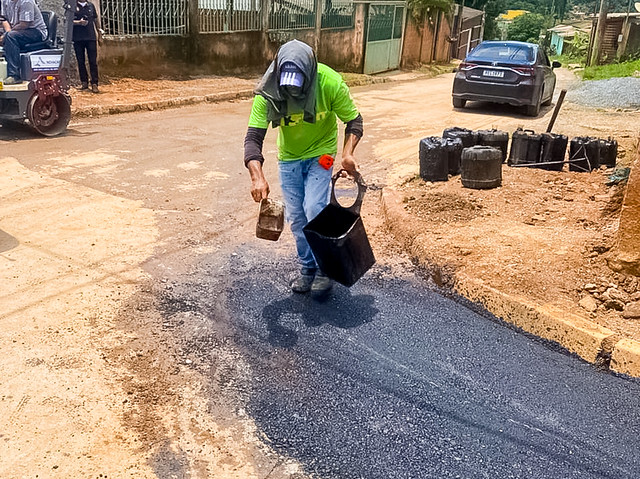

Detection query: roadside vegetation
(404, 0), (640, 81)
(495, 1), (640, 81)
(581, 58), (640, 80)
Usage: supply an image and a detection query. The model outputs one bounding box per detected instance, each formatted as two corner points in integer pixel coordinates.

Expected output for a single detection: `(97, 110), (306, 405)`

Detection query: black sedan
(452, 40), (560, 117)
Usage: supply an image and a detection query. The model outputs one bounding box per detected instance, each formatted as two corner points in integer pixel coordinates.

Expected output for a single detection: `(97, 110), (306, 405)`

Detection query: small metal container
(256, 198), (285, 241)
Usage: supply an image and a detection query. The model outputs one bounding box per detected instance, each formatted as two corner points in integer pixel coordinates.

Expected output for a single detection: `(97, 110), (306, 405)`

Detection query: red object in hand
(318, 154), (334, 170)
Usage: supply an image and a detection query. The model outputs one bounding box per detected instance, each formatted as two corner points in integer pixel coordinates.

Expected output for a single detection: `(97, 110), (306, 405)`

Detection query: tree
(466, 0), (508, 40)
(507, 13), (549, 43)
(407, 0), (454, 22)
(570, 0), (629, 13)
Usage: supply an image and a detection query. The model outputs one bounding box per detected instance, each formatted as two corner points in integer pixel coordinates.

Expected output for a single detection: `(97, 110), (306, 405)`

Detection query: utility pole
(589, 0), (609, 66)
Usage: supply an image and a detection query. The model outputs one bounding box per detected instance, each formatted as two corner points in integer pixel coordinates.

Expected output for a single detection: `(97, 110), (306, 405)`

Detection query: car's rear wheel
(525, 90), (542, 117)
(452, 98), (466, 109)
(542, 87), (553, 106)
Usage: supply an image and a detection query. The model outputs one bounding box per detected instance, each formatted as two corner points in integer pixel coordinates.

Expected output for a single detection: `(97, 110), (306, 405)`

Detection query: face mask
(283, 85), (303, 99)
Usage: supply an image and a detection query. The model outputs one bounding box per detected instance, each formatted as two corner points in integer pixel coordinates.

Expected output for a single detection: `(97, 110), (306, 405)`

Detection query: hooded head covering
(254, 40), (318, 127)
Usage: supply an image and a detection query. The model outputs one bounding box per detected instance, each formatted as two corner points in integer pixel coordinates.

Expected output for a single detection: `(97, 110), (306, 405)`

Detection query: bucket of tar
(303, 170), (375, 287)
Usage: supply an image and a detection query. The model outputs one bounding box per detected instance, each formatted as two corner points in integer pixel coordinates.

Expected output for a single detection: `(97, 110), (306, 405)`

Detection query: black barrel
(461, 146), (503, 189)
(444, 137), (464, 176)
(477, 129), (509, 163)
(303, 171), (375, 287)
(419, 136), (449, 182)
(443, 127), (478, 149)
(600, 137), (618, 167)
(508, 128), (542, 166)
(569, 136), (600, 172)
(539, 133), (568, 171)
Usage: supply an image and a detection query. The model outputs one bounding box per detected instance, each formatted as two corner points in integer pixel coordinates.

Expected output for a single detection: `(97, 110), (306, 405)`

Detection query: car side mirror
(552, 61), (561, 69)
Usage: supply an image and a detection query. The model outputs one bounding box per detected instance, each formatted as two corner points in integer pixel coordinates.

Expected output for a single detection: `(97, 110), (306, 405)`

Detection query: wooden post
(617, 0), (634, 59)
(314, 0), (323, 53)
(589, 0), (608, 66)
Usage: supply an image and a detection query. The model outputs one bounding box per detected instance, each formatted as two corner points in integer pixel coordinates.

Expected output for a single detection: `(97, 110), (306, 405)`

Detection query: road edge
(72, 89), (257, 117)
(381, 186), (640, 377)
(70, 75), (401, 118)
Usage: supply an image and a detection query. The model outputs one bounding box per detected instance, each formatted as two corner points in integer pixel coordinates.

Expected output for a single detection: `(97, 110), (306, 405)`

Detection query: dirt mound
(399, 159), (640, 342)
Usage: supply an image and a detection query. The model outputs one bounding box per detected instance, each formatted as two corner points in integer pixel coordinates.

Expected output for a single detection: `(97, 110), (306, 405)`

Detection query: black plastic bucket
(461, 146), (502, 189)
(443, 127), (478, 149)
(569, 137), (600, 172)
(601, 138), (618, 168)
(508, 128), (542, 166)
(444, 137), (464, 176)
(477, 129), (509, 163)
(419, 136), (449, 182)
(539, 133), (568, 171)
(303, 171), (375, 287)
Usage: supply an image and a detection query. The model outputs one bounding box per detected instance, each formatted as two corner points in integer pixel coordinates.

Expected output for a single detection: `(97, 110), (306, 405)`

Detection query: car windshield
(469, 44), (534, 63)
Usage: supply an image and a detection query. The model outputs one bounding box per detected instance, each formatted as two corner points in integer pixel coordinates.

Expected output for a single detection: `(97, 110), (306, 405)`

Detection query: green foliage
(582, 58), (640, 80)
(506, 0), (568, 19)
(507, 13), (550, 43)
(407, 0), (453, 22)
(466, 0), (507, 40)
(568, 30), (589, 57)
(569, 0), (632, 14)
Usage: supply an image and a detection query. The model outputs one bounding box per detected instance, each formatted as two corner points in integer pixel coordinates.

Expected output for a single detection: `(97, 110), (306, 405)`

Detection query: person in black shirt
(73, 0), (102, 93)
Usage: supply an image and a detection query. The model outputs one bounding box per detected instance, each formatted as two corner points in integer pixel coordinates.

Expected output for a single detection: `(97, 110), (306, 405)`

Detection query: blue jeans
(278, 157), (333, 272)
(4, 29), (43, 78)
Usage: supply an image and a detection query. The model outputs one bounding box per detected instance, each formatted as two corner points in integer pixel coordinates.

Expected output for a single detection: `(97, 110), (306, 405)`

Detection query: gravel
(565, 76), (640, 110)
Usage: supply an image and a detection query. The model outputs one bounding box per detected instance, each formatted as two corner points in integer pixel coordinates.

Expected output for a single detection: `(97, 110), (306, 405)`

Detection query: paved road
(222, 242), (640, 479)
(4, 75), (640, 478)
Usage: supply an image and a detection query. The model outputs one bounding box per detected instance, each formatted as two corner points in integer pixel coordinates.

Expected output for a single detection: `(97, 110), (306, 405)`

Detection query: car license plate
(483, 70), (504, 78)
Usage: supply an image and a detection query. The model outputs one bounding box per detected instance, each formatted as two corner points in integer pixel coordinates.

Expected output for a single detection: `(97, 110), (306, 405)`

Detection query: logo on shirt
(281, 110), (329, 127)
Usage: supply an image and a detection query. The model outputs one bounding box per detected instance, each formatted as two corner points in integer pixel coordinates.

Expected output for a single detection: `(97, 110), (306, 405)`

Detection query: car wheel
(453, 98), (466, 109)
(525, 90), (542, 117)
(542, 85), (552, 106)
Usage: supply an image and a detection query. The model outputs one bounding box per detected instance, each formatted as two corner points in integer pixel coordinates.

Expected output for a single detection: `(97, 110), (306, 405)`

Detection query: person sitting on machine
(0, 0), (48, 85)
(0, 14), (11, 41)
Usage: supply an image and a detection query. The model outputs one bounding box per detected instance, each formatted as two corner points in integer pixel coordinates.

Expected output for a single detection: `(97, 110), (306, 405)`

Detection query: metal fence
(101, 0), (354, 35)
(269, 0), (316, 30)
(101, 0), (188, 36)
(199, 0), (261, 33)
(321, 0), (354, 29)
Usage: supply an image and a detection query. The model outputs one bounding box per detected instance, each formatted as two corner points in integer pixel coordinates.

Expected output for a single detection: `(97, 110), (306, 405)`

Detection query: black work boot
(311, 271), (333, 296)
(290, 268), (316, 293)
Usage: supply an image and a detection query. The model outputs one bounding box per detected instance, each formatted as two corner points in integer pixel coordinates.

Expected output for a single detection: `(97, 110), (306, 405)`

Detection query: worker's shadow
(262, 287), (378, 348)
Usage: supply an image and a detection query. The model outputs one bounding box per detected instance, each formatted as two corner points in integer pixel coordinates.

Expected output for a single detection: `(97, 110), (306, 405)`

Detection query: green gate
(363, 2), (405, 74)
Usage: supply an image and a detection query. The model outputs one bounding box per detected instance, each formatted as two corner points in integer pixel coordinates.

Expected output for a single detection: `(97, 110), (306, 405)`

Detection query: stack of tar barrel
(419, 127), (618, 190)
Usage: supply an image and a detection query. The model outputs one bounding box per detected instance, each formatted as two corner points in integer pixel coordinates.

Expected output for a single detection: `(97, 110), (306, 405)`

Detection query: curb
(381, 185), (640, 377)
(69, 75), (399, 119)
(72, 89), (256, 118)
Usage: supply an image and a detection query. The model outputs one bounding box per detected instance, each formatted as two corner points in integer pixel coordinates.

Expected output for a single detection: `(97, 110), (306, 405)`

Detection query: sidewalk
(68, 73), (640, 378)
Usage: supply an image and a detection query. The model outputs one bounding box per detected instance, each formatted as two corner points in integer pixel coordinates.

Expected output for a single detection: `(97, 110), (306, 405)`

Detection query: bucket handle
(330, 169), (367, 215)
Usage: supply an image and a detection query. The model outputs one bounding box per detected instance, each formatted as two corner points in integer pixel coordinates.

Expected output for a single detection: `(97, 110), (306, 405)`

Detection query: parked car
(452, 41), (561, 117)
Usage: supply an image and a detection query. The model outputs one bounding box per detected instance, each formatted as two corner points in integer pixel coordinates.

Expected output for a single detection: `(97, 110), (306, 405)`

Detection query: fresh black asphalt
(219, 241), (640, 479)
